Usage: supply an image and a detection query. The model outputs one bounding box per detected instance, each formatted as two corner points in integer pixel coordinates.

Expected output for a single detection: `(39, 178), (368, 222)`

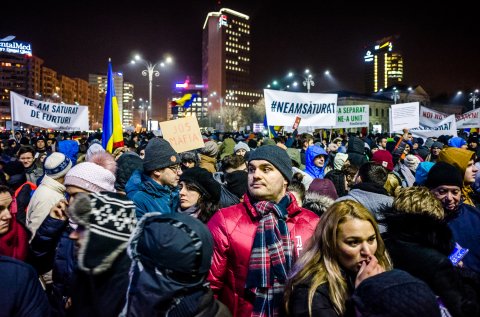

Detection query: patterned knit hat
(64, 162), (116, 192)
(43, 152), (72, 179)
(68, 192), (137, 274)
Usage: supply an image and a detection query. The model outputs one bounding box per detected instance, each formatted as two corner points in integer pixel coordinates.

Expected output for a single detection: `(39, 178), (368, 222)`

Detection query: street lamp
(288, 69), (315, 93)
(391, 88), (400, 104)
(131, 54), (172, 130)
(469, 89), (479, 110)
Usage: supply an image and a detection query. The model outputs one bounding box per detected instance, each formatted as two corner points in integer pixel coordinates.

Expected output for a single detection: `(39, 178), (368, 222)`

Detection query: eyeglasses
(167, 165), (182, 173)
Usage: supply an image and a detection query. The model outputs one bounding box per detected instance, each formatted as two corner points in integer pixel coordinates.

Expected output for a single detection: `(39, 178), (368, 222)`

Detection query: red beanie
(372, 150), (394, 172)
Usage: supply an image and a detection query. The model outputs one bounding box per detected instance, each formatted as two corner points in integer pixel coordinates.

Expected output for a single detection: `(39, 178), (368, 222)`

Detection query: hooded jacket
(438, 147), (476, 206)
(305, 145), (329, 179)
(207, 194), (319, 317)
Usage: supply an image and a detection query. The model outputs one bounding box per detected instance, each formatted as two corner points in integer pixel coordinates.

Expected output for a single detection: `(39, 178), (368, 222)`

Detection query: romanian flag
(102, 59), (124, 153)
(171, 93), (198, 109)
(263, 115), (278, 138)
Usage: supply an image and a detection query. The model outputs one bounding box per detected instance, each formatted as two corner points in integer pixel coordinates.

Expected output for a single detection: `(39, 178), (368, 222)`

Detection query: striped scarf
(246, 192), (295, 317)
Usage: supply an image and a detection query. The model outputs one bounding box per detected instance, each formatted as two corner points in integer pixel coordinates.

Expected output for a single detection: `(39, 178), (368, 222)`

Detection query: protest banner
(456, 108), (480, 128)
(419, 106), (448, 127)
(335, 105), (369, 128)
(253, 123), (263, 133)
(10, 91), (89, 131)
(411, 114), (457, 138)
(159, 115), (204, 153)
(264, 89), (337, 127)
(390, 102), (419, 132)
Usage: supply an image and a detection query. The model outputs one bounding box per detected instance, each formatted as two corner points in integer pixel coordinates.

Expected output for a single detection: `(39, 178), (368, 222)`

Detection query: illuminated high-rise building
(202, 8), (262, 129)
(364, 36), (404, 93)
(88, 72), (124, 124)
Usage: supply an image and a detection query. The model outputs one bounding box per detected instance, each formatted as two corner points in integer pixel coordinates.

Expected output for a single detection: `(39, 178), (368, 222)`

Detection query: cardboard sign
(159, 116), (205, 153)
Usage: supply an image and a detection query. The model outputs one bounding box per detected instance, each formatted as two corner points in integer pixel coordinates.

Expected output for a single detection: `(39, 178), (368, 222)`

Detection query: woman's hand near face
(355, 255), (385, 288)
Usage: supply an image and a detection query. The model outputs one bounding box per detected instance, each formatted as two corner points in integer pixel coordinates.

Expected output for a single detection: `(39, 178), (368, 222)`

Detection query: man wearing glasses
(128, 138), (182, 219)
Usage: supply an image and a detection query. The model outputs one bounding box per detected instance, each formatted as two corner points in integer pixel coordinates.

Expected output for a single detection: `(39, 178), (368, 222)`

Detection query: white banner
(264, 89), (337, 127)
(419, 106), (448, 127)
(390, 102), (420, 132)
(456, 109), (480, 128)
(335, 105), (369, 128)
(411, 114), (457, 138)
(10, 91), (89, 131)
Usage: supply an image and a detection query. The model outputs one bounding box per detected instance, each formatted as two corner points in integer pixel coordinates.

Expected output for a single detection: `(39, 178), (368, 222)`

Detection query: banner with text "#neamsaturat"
(264, 89), (337, 127)
(10, 91), (89, 131)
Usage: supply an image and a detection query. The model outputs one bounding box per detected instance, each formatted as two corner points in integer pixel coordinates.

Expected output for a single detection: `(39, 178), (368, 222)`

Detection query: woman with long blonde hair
(285, 200), (392, 316)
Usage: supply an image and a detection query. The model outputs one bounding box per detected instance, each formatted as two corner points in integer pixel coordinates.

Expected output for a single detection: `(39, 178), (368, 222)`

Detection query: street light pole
(469, 89), (479, 110)
(131, 55), (172, 130)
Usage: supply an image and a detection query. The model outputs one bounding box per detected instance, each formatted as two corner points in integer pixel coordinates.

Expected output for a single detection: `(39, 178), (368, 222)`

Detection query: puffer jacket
(207, 194), (320, 317)
(130, 172), (179, 219)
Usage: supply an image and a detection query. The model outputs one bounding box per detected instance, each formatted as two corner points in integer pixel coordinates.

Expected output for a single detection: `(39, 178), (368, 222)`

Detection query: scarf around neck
(246, 192), (296, 317)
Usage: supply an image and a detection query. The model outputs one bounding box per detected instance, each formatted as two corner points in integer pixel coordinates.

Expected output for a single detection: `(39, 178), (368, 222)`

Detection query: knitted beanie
(308, 178), (338, 200)
(404, 154), (421, 172)
(64, 162), (116, 192)
(425, 162), (463, 189)
(200, 140), (219, 157)
(248, 145), (292, 183)
(431, 141), (444, 149)
(43, 152), (72, 179)
(352, 269), (440, 317)
(234, 141), (250, 154)
(68, 192), (137, 274)
(372, 150), (394, 172)
(85, 143), (105, 162)
(143, 138), (180, 172)
(179, 167), (221, 202)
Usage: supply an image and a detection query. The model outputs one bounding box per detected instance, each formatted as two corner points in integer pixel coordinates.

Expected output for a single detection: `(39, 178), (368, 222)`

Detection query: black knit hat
(225, 170), (248, 199)
(425, 162), (463, 189)
(248, 145), (292, 183)
(143, 138), (180, 172)
(179, 167), (221, 202)
(352, 269), (441, 317)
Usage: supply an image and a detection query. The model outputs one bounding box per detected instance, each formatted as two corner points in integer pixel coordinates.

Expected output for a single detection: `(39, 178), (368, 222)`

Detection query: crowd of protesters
(1, 127), (480, 317)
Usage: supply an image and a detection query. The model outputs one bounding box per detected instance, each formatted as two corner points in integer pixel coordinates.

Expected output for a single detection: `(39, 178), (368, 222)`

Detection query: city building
(123, 81), (134, 127)
(364, 36), (404, 94)
(202, 8), (262, 130)
(88, 72), (124, 124)
(75, 78), (89, 106)
(0, 51), (43, 128)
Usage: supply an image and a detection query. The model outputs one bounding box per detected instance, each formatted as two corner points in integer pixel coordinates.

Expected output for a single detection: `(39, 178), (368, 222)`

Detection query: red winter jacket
(207, 194), (320, 317)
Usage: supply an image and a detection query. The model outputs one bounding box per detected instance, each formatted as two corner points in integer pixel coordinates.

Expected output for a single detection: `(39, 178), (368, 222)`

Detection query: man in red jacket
(207, 145), (320, 317)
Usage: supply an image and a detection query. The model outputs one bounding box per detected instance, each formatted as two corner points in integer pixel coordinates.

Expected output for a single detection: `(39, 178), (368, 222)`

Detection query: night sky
(2, 0), (478, 117)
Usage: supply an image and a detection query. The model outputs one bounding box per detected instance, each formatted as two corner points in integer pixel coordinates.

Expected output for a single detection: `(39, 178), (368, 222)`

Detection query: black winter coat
(383, 212), (480, 317)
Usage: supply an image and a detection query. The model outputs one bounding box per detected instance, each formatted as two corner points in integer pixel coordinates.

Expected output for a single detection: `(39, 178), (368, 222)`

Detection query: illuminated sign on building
(0, 35), (32, 56)
(364, 50), (373, 62)
(218, 14), (228, 28)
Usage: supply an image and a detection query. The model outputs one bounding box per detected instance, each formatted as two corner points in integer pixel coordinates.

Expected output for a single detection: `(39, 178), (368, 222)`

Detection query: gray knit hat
(143, 138), (180, 172)
(248, 145), (292, 183)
